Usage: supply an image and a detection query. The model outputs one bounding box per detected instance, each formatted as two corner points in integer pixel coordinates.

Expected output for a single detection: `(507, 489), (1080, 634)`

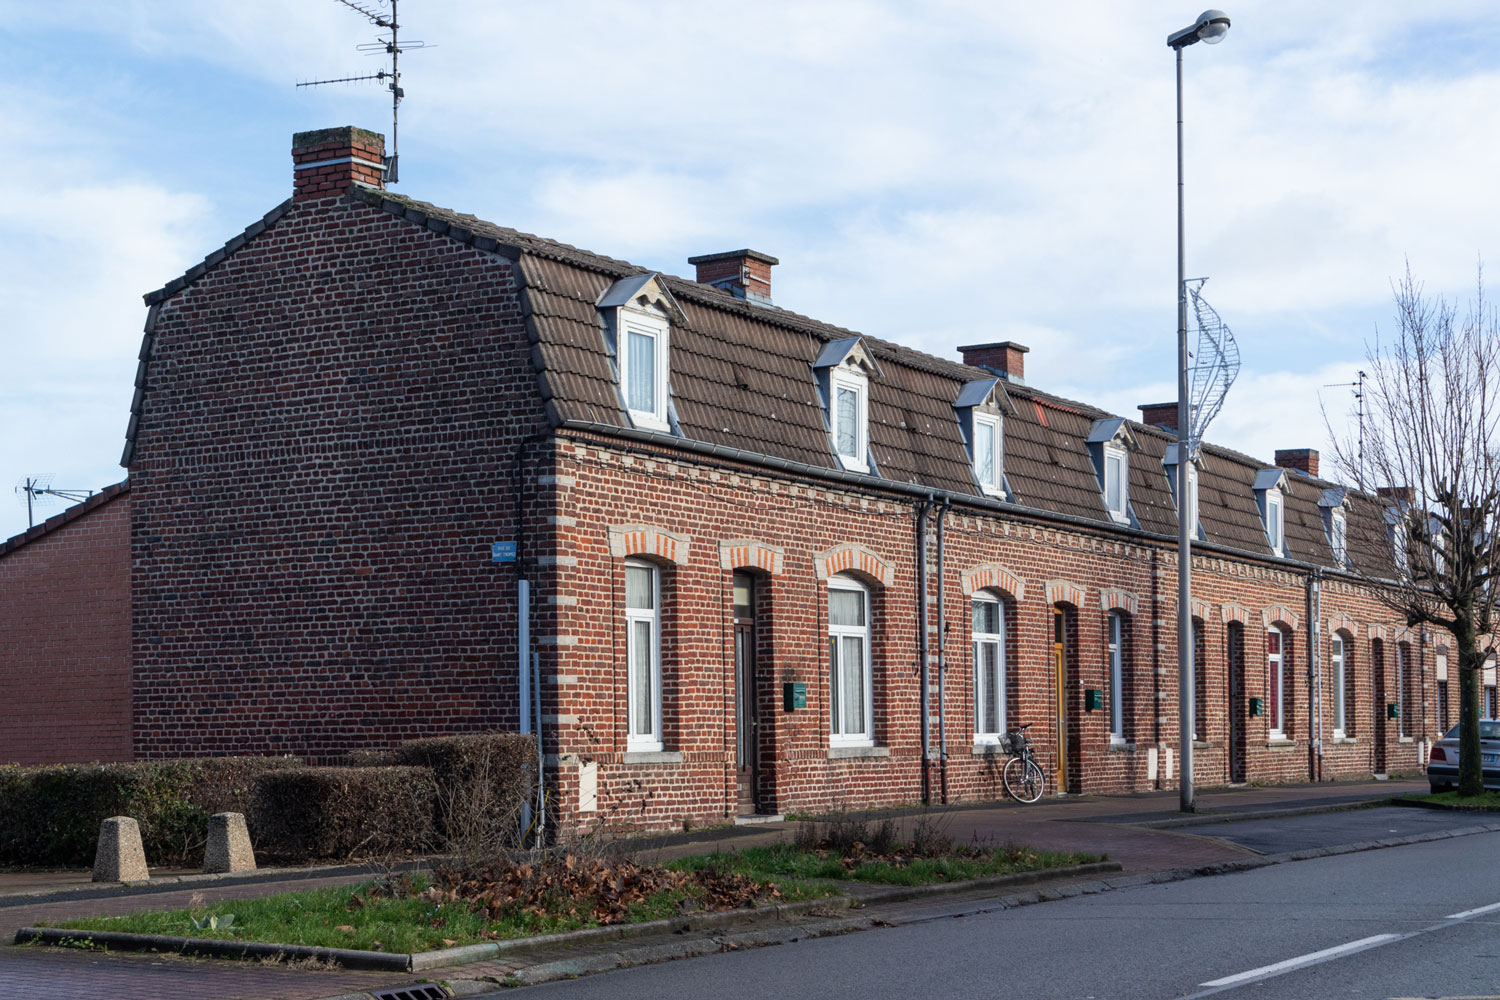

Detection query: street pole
(1175, 44), (1195, 813)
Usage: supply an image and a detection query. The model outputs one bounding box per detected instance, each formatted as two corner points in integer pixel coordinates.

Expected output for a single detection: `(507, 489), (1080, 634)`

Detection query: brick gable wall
(0, 491), (132, 764)
(129, 193), (547, 759)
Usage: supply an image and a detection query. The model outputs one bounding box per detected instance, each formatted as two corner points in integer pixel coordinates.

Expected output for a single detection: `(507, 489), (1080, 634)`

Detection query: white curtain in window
(836, 386), (858, 457)
(627, 330), (656, 414)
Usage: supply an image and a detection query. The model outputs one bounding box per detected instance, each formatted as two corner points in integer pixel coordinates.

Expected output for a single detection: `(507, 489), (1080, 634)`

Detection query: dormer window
(1265, 490), (1284, 555)
(1087, 418), (1136, 525)
(1254, 468), (1291, 557)
(596, 273), (686, 435)
(814, 337), (882, 475)
(1319, 488), (1348, 567)
(1164, 444), (1203, 541)
(954, 377), (1009, 498)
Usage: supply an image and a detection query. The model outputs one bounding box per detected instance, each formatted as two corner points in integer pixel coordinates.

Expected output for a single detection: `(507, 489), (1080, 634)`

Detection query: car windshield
(1442, 721), (1500, 740)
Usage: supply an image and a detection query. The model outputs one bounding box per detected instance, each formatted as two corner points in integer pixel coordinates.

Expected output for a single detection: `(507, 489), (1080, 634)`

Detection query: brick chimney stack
(959, 342), (1029, 385)
(1138, 401), (1179, 432)
(1275, 448), (1320, 477)
(1377, 485), (1415, 504)
(688, 250), (778, 306)
(292, 126), (386, 202)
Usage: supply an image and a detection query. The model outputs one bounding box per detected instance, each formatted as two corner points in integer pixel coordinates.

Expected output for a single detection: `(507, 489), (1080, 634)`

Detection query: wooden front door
(1054, 608), (1068, 793)
(733, 573), (759, 815)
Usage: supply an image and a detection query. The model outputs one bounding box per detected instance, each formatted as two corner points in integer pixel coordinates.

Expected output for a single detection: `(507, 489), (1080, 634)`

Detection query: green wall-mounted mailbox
(784, 682), (806, 711)
(1085, 689), (1103, 712)
(1387, 703), (1400, 719)
(1249, 697), (1264, 717)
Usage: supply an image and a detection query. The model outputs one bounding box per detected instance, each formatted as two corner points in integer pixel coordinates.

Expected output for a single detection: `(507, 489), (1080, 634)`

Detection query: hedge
(388, 733), (537, 851)
(0, 756), (301, 868)
(250, 766), (437, 862)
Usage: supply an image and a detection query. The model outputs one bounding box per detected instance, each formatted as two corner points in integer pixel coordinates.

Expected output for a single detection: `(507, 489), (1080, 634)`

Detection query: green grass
(1409, 789), (1500, 809)
(669, 842), (1100, 887)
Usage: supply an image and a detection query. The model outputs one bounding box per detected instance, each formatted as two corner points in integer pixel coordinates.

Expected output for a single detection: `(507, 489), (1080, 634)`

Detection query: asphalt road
(1193, 805), (1492, 855)
(517, 831), (1500, 999)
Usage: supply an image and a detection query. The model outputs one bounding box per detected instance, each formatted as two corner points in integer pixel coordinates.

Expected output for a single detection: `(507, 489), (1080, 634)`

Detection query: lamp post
(1168, 9), (1229, 813)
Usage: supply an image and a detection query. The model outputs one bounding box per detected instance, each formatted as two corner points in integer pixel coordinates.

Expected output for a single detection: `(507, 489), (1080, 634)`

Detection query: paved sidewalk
(0, 777), (1432, 999)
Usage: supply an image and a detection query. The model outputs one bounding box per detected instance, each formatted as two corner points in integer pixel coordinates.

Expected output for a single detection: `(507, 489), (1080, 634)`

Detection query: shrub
(389, 733), (537, 855)
(250, 766), (437, 862)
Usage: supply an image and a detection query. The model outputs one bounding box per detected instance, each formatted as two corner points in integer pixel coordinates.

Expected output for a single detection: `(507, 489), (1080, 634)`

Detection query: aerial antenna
(1324, 370), (1367, 490)
(14, 475), (95, 529)
(1183, 277), (1240, 459)
(297, 0), (430, 184)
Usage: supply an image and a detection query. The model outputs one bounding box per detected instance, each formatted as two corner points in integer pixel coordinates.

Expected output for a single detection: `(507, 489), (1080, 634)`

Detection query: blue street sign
(491, 541), (517, 563)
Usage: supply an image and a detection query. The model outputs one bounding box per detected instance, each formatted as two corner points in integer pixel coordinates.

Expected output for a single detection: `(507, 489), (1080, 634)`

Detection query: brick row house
(1, 126), (1479, 831)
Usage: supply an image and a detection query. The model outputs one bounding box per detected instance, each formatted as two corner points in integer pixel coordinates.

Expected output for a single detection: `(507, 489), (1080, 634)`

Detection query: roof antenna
(14, 475), (95, 529)
(297, 0), (431, 185)
(1324, 370), (1367, 490)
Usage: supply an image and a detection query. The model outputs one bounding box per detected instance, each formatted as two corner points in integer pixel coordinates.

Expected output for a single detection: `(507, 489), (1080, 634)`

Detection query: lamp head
(1168, 9), (1231, 49)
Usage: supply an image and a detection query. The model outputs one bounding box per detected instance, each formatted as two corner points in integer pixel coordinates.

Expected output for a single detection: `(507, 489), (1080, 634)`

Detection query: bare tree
(1330, 265), (1500, 796)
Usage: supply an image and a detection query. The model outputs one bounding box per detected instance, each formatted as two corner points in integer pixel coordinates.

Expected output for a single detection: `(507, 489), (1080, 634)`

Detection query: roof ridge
(1, 481), (130, 557)
(143, 200), (294, 306)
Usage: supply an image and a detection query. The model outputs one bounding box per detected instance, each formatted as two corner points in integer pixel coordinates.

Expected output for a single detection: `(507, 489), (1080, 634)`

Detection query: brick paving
(0, 778), (1431, 999)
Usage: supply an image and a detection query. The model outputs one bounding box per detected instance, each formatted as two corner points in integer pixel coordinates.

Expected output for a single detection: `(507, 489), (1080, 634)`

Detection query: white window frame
(1268, 628), (1286, 739)
(829, 368), (869, 473)
(1108, 611), (1125, 743)
(972, 412), (1003, 496)
(1331, 636), (1346, 738)
(1103, 445), (1129, 523)
(624, 559), (663, 752)
(1397, 643), (1409, 736)
(972, 593), (1006, 742)
(620, 309), (670, 432)
(1265, 489), (1284, 556)
(828, 576), (873, 747)
(1331, 509), (1347, 566)
(1186, 464), (1199, 539)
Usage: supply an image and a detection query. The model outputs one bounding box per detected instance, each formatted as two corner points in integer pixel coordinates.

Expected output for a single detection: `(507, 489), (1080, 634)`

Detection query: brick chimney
(1138, 401), (1179, 431)
(1378, 485), (1415, 504)
(688, 250), (778, 306)
(1275, 448), (1320, 477)
(959, 342), (1029, 385)
(292, 126), (386, 202)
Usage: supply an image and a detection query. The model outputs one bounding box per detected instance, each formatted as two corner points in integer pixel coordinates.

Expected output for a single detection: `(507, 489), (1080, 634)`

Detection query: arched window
(973, 592), (1006, 740)
(624, 559), (662, 751)
(1267, 628), (1287, 738)
(1331, 635), (1347, 738)
(828, 575), (872, 746)
(1108, 611), (1126, 741)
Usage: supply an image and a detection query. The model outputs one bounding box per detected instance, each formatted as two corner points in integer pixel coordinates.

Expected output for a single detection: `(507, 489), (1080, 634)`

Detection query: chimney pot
(960, 342), (1029, 384)
(1138, 401), (1180, 432)
(292, 126), (386, 202)
(1275, 448), (1320, 477)
(688, 249), (778, 306)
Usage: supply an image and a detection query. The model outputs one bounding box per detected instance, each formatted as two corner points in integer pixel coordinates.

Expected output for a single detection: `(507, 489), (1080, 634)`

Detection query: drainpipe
(935, 500), (952, 804)
(513, 430), (549, 844)
(1307, 568), (1323, 782)
(916, 498), (932, 805)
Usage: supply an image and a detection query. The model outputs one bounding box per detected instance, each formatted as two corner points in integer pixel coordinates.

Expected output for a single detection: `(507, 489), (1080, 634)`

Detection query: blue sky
(5, 1), (1500, 540)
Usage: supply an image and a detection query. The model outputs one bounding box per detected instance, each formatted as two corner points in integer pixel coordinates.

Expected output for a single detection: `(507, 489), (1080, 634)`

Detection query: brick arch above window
(718, 539), (785, 575)
(1261, 605), (1301, 631)
(1394, 628), (1418, 646)
(961, 564), (1025, 601)
(1191, 600), (1212, 622)
(608, 524), (691, 565)
(1367, 623), (1392, 642)
(1100, 588), (1139, 616)
(1327, 615), (1360, 638)
(813, 543), (893, 588)
(1046, 579), (1087, 608)
(1221, 602), (1252, 625)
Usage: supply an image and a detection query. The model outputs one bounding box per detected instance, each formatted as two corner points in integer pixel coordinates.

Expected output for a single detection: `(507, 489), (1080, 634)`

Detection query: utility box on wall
(1387, 703), (1400, 719)
(1249, 697), (1264, 717)
(1085, 689), (1103, 712)
(783, 682), (806, 711)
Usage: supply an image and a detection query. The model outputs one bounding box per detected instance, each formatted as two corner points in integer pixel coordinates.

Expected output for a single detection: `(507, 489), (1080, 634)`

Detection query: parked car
(1428, 719), (1500, 792)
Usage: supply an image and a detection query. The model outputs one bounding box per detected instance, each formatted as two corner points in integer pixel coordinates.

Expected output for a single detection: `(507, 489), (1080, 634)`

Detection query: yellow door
(1054, 608), (1068, 792)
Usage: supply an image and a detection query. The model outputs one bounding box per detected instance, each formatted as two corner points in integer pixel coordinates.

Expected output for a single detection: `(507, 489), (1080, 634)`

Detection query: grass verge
(671, 842), (1100, 886)
(1402, 789), (1500, 809)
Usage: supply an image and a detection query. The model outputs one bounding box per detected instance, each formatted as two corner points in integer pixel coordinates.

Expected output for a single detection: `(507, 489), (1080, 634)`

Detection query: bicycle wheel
(1003, 755), (1045, 803)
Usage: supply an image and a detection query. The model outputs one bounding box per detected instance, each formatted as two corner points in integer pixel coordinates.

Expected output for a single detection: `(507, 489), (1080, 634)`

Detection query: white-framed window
(1186, 464), (1199, 537)
(972, 413), (1003, 495)
(828, 575), (873, 746)
(1108, 611), (1125, 742)
(1397, 643), (1410, 736)
(1331, 509), (1347, 566)
(1331, 635), (1346, 738)
(1437, 650), (1449, 728)
(1267, 628), (1286, 738)
(1265, 490), (1284, 556)
(1103, 446), (1128, 522)
(620, 311), (670, 431)
(829, 369), (869, 472)
(624, 560), (663, 751)
(973, 593), (1006, 741)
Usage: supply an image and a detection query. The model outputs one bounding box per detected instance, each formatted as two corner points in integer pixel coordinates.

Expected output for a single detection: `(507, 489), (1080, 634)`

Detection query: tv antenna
(14, 475), (95, 529)
(297, 0), (430, 184)
(1183, 277), (1240, 460)
(1324, 370), (1367, 490)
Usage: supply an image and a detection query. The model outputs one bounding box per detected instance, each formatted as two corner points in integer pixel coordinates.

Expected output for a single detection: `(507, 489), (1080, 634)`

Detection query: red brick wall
(0, 491), (132, 764)
(129, 193), (546, 760)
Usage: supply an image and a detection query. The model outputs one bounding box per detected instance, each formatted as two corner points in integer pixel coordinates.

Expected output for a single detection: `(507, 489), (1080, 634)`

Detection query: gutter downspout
(1308, 568), (1323, 783)
(514, 430), (549, 844)
(916, 498), (933, 806)
(935, 500), (951, 804)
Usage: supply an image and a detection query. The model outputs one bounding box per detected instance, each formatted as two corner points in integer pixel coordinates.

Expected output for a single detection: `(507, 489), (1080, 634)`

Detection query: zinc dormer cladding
(159, 186), (1397, 574)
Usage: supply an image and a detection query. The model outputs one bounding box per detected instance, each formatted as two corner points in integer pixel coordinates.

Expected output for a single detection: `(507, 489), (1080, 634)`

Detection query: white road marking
(1446, 900), (1500, 920)
(1200, 935), (1401, 987)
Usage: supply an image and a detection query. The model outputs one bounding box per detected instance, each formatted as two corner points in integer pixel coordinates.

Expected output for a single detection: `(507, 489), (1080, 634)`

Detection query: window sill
(836, 456), (871, 475)
(628, 411), (670, 434)
(622, 750), (684, 765)
(1193, 740), (1213, 750)
(1332, 736), (1357, 745)
(972, 742), (1006, 756)
(1267, 738), (1298, 750)
(828, 745), (890, 760)
(1108, 738), (1135, 752)
(1398, 736), (1414, 744)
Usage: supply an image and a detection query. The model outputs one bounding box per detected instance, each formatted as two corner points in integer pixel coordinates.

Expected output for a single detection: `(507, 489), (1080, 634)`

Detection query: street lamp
(1168, 9), (1229, 813)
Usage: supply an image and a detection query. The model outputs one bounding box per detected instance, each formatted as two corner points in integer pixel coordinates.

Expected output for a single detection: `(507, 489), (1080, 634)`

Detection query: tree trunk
(1457, 622), (1484, 797)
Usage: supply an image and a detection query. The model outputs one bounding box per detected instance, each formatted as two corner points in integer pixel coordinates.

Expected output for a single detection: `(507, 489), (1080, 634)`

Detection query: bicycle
(1002, 723), (1047, 803)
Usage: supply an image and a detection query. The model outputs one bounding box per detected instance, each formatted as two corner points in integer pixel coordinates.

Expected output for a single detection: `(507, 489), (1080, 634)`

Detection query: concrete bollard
(203, 812), (256, 874)
(92, 816), (150, 883)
